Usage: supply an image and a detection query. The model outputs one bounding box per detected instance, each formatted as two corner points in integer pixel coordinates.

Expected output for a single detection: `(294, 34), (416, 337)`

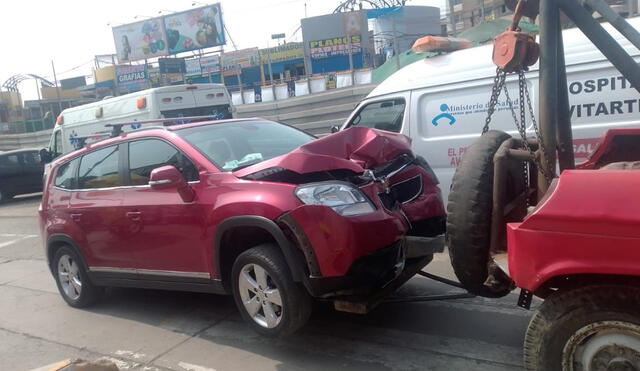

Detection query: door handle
(126, 211), (142, 221)
(70, 213), (82, 222)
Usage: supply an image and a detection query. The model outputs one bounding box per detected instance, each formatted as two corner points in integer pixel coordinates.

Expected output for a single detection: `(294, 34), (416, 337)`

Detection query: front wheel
(524, 285), (640, 371)
(231, 244), (312, 337)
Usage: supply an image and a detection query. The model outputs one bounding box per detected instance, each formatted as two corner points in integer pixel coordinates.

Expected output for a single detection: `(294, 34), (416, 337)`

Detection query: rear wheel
(231, 244), (312, 337)
(524, 285), (640, 371)
(52, 247), (104, 307)
(446, 130), (524, 298)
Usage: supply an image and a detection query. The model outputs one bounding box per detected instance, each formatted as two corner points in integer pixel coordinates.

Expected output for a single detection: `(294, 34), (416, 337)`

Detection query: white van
(47, 83), (233, 158)
(340, 17), (640, 201)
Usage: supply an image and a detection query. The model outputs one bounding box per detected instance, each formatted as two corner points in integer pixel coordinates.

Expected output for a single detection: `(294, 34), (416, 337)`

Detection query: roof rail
(105, 115), (216, 137)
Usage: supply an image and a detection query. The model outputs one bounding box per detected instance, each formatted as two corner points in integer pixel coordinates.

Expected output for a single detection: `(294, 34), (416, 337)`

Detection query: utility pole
(51, 61), (62, 114)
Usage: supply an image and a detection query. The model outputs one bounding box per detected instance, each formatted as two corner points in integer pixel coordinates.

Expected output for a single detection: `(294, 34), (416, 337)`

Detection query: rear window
(177, 120), (314, 172)
(54, 159), (79, 189)
(78, 146), (120, 189)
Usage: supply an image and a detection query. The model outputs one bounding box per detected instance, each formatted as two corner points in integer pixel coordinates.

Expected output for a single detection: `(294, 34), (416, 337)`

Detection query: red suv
(40, 118), (445, 336)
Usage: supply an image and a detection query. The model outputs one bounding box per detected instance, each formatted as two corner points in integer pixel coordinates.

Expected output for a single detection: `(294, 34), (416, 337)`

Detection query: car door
(19, 151), (45, 193)
(121, 138), (209, 278)
(68, 144), (133, 269)
(0, 153), (21, 197)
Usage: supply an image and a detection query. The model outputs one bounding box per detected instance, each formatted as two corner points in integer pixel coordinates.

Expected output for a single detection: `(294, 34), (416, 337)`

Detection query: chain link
(482, 68), (507, 134)
(483, 66), (555, 188)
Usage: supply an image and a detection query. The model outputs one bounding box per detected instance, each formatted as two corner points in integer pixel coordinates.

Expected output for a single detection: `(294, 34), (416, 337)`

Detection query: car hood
(234, 127), (413, 177)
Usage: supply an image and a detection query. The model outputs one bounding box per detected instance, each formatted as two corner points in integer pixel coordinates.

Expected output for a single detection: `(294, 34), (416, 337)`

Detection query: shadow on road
(81, 275), (530, 370)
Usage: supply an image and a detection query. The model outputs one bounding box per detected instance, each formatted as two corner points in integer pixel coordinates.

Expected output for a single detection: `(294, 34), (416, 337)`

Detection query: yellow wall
(95, 66), (116, 83)
(0, 91), (22, 110)
(41, 87), (82, 100)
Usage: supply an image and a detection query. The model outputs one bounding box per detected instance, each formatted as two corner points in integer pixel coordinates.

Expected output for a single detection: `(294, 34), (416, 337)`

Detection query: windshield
(176, 120), (314, 171)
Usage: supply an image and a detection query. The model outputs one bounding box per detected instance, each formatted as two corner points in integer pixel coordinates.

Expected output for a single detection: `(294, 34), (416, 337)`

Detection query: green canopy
(372, 50), (437, 84)
(371, 19), (539, 84)
(457, 19), (539, 45)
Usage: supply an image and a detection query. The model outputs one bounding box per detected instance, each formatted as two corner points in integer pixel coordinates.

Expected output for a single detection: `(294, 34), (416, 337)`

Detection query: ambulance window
(53, 130), (63, 158)
(348, 99), (405, 133)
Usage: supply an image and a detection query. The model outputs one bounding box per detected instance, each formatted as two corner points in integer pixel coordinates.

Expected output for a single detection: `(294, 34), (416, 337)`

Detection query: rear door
(19, 151), (44, 193)
(69, 144), (132, 269)
(0, 153), (21, 196)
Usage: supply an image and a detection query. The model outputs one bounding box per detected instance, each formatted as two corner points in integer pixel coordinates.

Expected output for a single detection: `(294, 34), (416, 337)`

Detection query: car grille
(378, 174), (423, 210)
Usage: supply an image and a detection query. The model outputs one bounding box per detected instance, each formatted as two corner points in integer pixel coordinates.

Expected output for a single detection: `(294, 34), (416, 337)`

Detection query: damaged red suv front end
(234, 126), (446, 302)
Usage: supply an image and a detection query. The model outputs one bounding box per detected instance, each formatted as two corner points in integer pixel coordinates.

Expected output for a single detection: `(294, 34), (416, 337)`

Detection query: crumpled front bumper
(278, 205), (444, 299)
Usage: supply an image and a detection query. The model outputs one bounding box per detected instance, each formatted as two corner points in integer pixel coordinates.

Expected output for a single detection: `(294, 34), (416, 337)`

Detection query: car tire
(446, 130), (524, 298)
(231, 244), (312, 337)
(524, 285), (640, 371)
(52, 246), (104, 308)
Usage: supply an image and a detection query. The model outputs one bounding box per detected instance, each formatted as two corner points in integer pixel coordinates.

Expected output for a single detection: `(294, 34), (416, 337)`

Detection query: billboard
(164, 4), (225, 54)
(259, 42), (304, 64)
(222, 48), (259, 76)
(158, 58), (186, 74)
(116, 65), (148, 93)
(200, 56), (221, 74)
(185, 59), (202, 76)
(309, 35), (362, 59)
(113, 18), (168, 62)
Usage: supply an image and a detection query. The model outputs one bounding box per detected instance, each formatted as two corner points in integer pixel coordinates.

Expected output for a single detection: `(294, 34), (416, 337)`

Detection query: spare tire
(447, 130), (524, 298)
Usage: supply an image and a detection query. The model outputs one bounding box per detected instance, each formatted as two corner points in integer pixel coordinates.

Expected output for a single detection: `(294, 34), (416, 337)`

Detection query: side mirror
(149, 165), (195, 203)
(331, 125), (340, 133)
(40, 148), (52, 164)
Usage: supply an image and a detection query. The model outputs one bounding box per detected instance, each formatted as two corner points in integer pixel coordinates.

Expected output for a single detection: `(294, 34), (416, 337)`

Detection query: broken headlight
(295, 183), (376, 216)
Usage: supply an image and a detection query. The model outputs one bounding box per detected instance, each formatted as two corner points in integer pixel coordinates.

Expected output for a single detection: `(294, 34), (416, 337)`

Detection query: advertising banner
(185, 59), (202, 76)
(164, 4), (225, 54)
(259, 42), (304, 64)
(158, 58), (186, 74)
(222, 48), (260, 76)
(309, 35), (362, 59)
(113, 18), (168, 62)
(116, 65), (148, 93)
(199, 55), (221, 74)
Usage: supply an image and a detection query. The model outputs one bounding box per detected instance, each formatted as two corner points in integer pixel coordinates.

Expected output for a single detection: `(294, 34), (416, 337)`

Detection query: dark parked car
(0, 149), (44, 202)
(40, 119), (446, 336)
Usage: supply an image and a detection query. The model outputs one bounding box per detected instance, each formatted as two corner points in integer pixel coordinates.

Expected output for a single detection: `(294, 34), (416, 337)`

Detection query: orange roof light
(56, 115), (64, 125)
(412, 36), (472, 54)
(136, 97), (147, 109)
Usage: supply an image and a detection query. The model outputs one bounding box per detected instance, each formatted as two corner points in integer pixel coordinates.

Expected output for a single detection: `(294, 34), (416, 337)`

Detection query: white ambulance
(46, 84), (233, 158)
(340, 17), (640, 201)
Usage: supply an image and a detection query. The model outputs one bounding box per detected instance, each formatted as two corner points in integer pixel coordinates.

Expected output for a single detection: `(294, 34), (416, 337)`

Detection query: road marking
(0, 235), (37, 249)
(0, 233), (38, 237)
(178, 362), (217, 371)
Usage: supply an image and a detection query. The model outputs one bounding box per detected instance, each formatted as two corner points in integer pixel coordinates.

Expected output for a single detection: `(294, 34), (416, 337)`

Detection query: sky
(0, 0), (445, 101)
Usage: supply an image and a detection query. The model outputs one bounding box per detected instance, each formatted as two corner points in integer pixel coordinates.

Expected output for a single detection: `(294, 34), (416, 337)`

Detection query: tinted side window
(22, 151), (41, 165)
(129, 139), (198, 185)
(0, 154), (19, 168)
(348, 99), (406, 133)
(54, 159), (79, 189)
(78, 146), (120, 189)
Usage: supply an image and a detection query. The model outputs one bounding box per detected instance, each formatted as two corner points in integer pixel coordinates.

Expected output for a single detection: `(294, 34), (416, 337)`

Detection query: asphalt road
(0, 195), (535, 371)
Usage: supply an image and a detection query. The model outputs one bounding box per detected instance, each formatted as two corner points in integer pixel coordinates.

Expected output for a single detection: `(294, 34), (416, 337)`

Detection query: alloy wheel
(238, 263), (283, 329)
(58, 255), (82, 300)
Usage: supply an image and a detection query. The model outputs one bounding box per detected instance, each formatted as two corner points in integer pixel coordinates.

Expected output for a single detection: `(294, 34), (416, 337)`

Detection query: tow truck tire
(524, 285), (640, 371)
(446, 130), (521, 298)
(231, 244), (312, 337)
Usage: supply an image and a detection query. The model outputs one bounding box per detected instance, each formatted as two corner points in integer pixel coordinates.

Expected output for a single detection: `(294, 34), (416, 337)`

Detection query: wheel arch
(214, 216), (306, 289)
(46, 234), (87, 273)
(534, 273), (640, 298)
